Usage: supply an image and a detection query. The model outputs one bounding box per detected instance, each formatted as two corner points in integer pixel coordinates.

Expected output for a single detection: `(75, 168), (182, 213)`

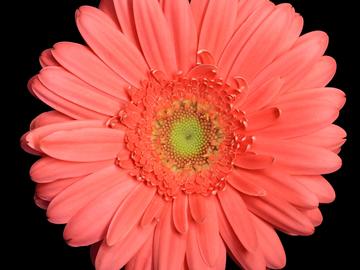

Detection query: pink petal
(31, 76), (106, 120)
(217, 203), (266, 270)
(90, 242), (101, 266)
(227, 169), (267, 197)
(76, 6), (148, 87)
(234, 168), (319, 209)
(38, 66), (122, 116)
(195, 197), (221, 266)
(250, 31), (329, 94)
(302, 208), (323, 227)
(258, 100), (341, 139)
(245, 107), (281, 132)
(30, 157), (112, 183)
(189, 194), (208, 223)
(198, 0), (238, 62)
(218, 186), (257, 252)
(294, 175), (336, 203)
(47, 165), (128, 223)
(141, 194), (166, 226)
(218, 2), (275, 78)
(186, 219), (226, 270)
(39, 49), (59, 67)
(113, 0), (141, 49)
(64, 180), (137, 247)
(163, 0), (197, 72)
(243, 194), (314, 236)
(107, 184), (156, 246)
(99, 0), (120, 27)
(228, 4), (295, 82)
(40, 127), (126, 162)
(235, 0), (270, 30)
(36, 177), (81, 201)
(21, 132), (41, 155)
(34, 194), (49, 210)
(190, 0), (210, 34)
(276, 87), (346, 110)
(51, 42), (129, 100)
(153, 204), (187, 270)
(95, 224), (156, 270)
(241, 77), (284, 113)
(25, 119), (104, 152)
(125, 235), (153, 270)
(251, 213), (286, 269)
(295, 124), (346, 151)
(172, 193), (189, 234)
(252, 137), (342, 175)
(30, 111), (71, 130)
(133, 0), (177, 76)
(233, 153), (274, 170)
(290, 56), (337, 92)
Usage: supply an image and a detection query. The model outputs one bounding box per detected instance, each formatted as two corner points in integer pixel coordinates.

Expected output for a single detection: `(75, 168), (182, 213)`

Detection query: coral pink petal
(90, 242), (101, 266)
(38, 66), (122, 116)
(258, 100), (340, 139)
(76, 6), (148, 87)
(195, 197), (221, 266)
(107, 184), (156, 246)
(250, 31), (329, 93)
(64, 180), (137, 247)
(39, 49), (59, 67)
(31, 76), (106, 120)
(295, 124), (346, 151)
(95, 224), (156, 270)
(252, 137), (342, 175)
(228, 4), (293, 82)
(125, 235), (153, 270)
(30, 157), (112, 183)
(243, 194), (314, 236)
(217, 203), (266, 270)
(47, 165), (127, 224)
(235, 168), (319, 209)
(245, 107), (281, 132)
(198, 0), (238, 62)
(113, 0), (141, 49)
(172, 193), (189, 234)
(153, 204), (187, 270)
(218, 185), (257, 252)
(140, 195), (166, 227)
(228, 169), (267, 197)
(34, 195), (49, 210)
(251, 213), (286, 269)
(21, 132), (41, 155)
(40, 128), (125, 162)
(277, 87), (346, 110)
(302, 208), (323, 227)
(233, 153), (274, 170)
(242, 77), (284, 112)
(189, 194), (208, 223)
(163, 0), (197, 72)
(99, 0), (120, 27)
(218, 1), (274, 77)
(51, 42), (129, 100)
(25, 119), (103, 152)
(290, 56), (337, 91)
(294, 175), (336, 203)
(190, 0), (210, 34)
(133, 0), (177, 76)
(36, 177), (81, 201)
(235, 0), (269, 29)
(187, 220), (226, 270)
(30, 111), (71, 130)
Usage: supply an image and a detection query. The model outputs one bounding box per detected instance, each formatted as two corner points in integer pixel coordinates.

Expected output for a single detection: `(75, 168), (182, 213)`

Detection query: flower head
(22, 0), (346, 269)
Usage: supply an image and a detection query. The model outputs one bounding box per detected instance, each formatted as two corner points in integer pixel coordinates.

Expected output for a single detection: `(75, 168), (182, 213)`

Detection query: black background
(6, 0), (358, 269)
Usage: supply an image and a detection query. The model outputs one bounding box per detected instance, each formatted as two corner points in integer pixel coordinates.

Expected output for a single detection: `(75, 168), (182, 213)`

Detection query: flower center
(152, 100), (222, 172)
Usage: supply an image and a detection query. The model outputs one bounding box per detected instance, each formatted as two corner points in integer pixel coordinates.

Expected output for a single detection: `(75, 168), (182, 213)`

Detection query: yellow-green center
(170, 117), (205, 157)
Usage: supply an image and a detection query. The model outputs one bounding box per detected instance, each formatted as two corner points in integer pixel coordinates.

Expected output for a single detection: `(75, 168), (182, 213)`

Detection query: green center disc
(170, 117), (205, 157)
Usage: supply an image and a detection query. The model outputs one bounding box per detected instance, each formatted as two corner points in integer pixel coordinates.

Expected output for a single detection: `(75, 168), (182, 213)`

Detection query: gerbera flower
(21, 0), (346, 269)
